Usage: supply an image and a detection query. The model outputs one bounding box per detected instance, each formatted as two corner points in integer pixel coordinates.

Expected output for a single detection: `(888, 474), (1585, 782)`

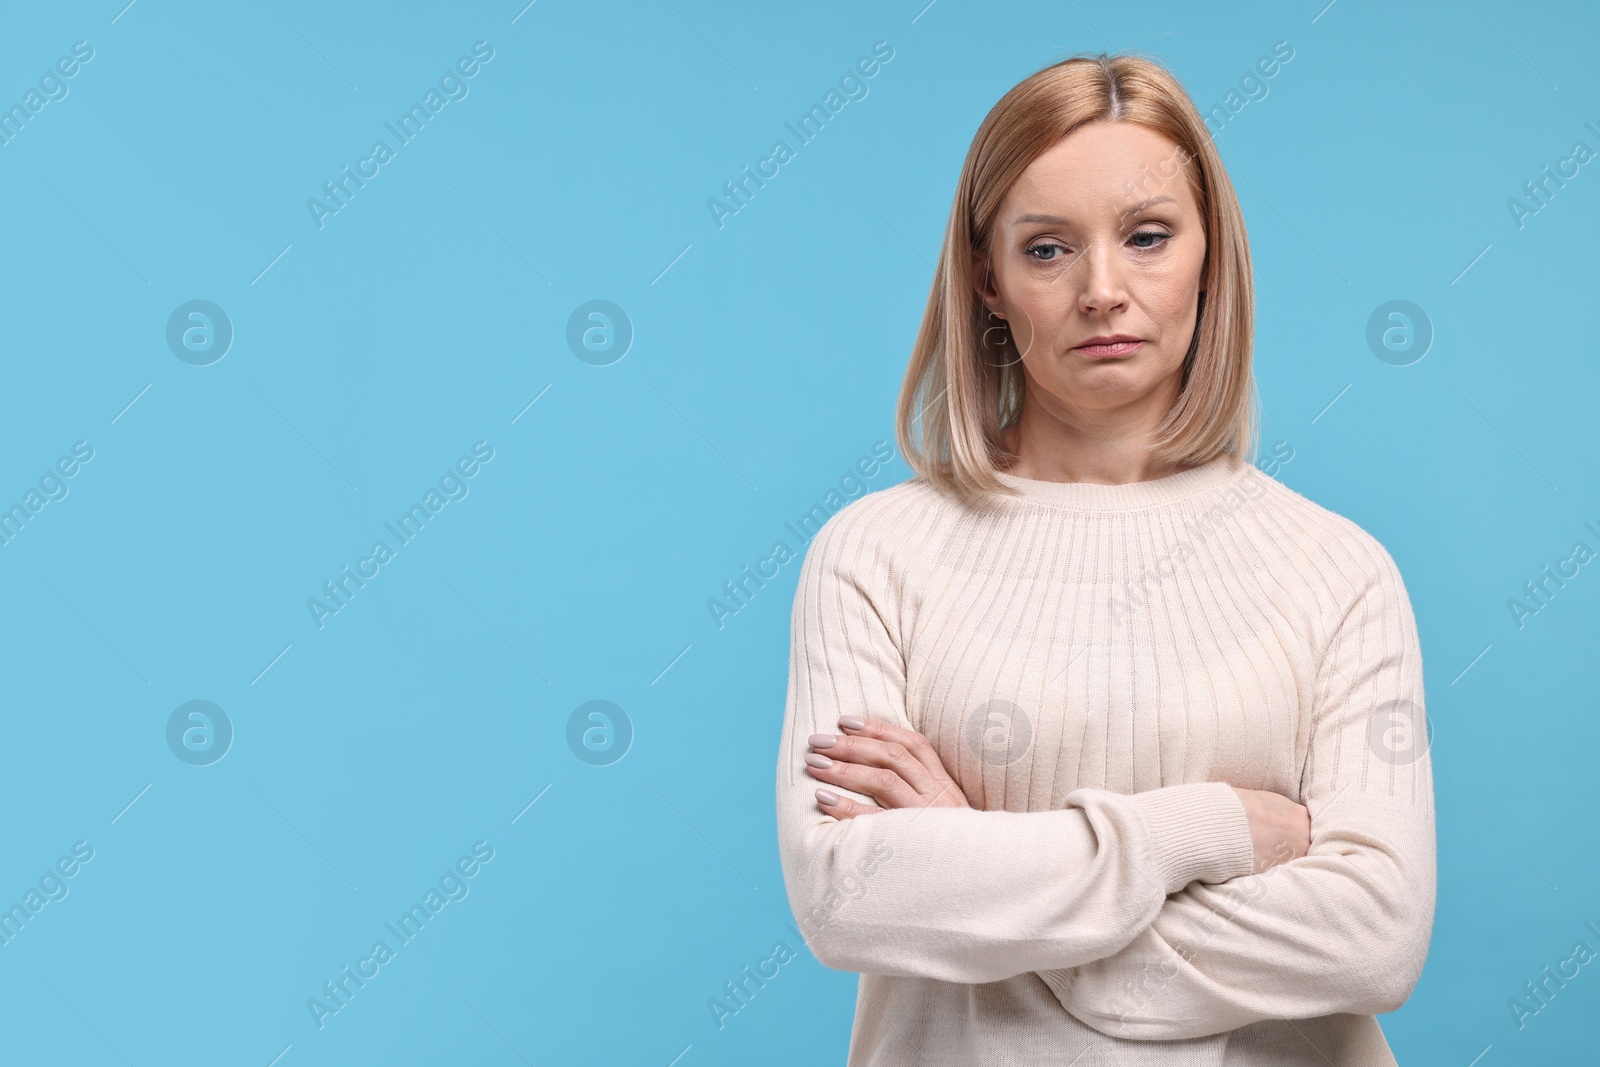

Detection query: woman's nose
(1076, 243), (1129, 313)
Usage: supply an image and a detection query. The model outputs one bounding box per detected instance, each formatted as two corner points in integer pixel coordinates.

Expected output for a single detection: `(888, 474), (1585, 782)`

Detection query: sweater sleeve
(1037, 546), (1437, 1038)
(775, 507), (1258, 983)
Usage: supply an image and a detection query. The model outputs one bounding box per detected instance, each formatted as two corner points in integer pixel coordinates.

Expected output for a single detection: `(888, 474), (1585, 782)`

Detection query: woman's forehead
(1003, 149), (1198, 225)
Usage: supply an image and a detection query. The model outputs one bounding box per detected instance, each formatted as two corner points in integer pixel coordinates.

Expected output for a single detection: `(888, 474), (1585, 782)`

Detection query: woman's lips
(1074, 340), (1144, 357)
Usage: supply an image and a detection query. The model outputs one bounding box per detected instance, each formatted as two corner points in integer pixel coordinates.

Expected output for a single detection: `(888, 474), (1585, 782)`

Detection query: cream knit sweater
(775, 454), (1436, 1066)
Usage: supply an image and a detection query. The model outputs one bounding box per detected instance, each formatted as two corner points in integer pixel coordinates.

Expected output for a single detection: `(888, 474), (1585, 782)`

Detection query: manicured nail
(839, 715), (866, 730)
(805, 752), (833, 769)
(808, 733), (837, 748)
(816, 788), (840, 805)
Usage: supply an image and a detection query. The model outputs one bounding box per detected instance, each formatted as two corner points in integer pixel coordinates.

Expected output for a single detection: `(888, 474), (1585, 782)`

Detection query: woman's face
(974, 121), (1208, 430)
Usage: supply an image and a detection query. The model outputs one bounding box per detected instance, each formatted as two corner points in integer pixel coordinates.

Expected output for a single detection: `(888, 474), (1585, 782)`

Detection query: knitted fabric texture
(775, 454), (1435, 1066)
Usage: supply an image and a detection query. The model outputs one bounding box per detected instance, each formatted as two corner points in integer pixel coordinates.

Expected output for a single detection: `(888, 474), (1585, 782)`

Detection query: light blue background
(0, 1), (1595, 1063)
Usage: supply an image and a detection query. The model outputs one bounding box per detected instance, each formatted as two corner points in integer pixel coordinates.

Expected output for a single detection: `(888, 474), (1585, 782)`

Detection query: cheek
(1007, 279), (1073, 338)
(1007, 299), (1062, 359)
(1145, 282), (1195, 324)
(1134, 268), (1202, 336)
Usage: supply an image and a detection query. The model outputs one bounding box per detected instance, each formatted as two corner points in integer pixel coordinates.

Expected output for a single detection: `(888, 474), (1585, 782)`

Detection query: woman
(774, 52), (1435, 1066)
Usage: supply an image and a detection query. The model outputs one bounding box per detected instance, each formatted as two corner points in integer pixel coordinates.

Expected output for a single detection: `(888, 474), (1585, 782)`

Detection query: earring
(982, 310), (1023, 368)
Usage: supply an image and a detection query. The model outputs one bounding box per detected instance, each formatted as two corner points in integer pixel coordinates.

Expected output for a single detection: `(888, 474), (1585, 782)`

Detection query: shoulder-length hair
(894, 51), (1258, 504)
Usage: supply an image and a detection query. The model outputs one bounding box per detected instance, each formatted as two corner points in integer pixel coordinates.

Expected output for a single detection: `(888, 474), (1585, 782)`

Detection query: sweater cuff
(1128, 781), (1256, 896)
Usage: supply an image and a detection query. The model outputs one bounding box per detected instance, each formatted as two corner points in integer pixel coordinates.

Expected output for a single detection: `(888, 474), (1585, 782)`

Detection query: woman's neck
(999, 421), (1189, 486)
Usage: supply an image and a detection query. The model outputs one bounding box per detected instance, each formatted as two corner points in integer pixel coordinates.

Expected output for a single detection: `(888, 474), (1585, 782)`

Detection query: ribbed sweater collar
(989, 453), (1251, 512)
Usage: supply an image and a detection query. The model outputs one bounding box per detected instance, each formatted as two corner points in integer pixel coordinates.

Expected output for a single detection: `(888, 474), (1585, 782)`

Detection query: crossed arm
(1042, 558), (1436, 1039)
(776, 520), (1435, 1039)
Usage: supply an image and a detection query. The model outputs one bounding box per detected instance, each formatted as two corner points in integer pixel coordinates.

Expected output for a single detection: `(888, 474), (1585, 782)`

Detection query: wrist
(1128, 781), (1257, 895)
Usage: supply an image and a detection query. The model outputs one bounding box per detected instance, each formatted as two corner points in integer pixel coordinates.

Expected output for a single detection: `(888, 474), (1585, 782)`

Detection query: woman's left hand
(806, 715), (971, 819)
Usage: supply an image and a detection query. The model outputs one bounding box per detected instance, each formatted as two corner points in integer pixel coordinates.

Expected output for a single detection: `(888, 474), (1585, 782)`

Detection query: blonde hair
(894, 51), (1258, 504)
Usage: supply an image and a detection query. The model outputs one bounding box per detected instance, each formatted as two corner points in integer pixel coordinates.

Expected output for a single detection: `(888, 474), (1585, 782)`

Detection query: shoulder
(784, 477), (948, 630)
(1238, 464), (1409, 595)
(795, 474), (954, 584)
(804, 475), (945, 552)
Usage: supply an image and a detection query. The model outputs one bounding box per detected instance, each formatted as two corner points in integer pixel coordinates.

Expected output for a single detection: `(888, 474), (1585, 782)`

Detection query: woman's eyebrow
(1117, 194), (1178, 219)
(1012, 195), (1178, 226)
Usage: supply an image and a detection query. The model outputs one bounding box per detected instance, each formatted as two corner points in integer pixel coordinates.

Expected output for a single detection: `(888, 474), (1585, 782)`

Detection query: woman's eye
(1027, 232), (1171, 261)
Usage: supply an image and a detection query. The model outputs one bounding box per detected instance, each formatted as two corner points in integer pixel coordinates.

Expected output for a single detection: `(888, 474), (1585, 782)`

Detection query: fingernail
(839, 715), (866, 730)
(816, 788), (840, 805)
(805, 752), (833, 769)
(808, 733), (837, 748)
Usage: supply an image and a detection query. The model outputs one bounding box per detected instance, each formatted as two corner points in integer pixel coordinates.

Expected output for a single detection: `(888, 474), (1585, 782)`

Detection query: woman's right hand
(1229, 786), (1311, 874)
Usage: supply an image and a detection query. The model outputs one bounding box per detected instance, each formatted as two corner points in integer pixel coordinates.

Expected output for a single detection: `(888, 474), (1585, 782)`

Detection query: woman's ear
(971, 251), (1004, 318)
